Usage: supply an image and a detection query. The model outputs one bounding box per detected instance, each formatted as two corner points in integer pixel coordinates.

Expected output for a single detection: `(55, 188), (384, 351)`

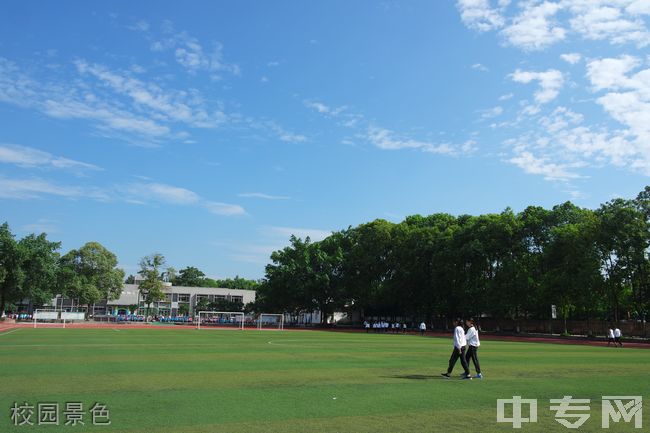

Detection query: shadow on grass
(384, 374), (446, 380)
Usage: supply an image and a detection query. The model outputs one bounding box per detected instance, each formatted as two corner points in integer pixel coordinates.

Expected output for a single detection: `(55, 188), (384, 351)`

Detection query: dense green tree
(174, 266), (206, 286)
(0, 223), (25, 314)
(258, 187), (650, 328)
(19, 233), (61, 308)
(58, 242), (124, 314)
(138, 253), (166, 317)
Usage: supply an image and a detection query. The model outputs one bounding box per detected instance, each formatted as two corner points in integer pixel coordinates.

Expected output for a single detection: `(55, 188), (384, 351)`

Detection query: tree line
(0, 228), (259, 316)
(255, 187), (650, 327)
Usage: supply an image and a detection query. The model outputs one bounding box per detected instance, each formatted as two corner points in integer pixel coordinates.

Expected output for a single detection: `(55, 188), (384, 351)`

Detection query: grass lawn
(0, 327), (648, 432)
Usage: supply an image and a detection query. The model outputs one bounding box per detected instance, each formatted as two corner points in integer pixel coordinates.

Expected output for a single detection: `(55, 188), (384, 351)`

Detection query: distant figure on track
(614, 327), (623, 347)
(419, 321), (426, 336)
(441, 318), (471, 380)
(464, 318), (482, 379)
(607, 327), (615, 346)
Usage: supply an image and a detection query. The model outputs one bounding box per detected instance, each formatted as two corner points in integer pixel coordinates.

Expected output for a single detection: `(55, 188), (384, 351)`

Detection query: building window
(178, 294), (190, 302)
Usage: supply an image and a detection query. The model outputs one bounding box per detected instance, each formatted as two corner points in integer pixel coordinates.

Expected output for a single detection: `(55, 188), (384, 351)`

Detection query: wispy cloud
(75, 60), (228, 129)
(149, 22), (240, 79)
(480, 106), (504, 119)
(471, 63), (489, 72)
(366, 125), (455, 155)
(0, 143), (101, 174)
(304, 100), (347, 116)
(238, 192), (290, 200)
(204, 201), (247, 216)
(0, 176), (108, 200)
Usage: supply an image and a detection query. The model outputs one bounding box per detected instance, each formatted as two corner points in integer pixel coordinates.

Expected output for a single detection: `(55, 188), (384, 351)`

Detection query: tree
(19, 233), (61, 309)
(0, 223), (25, 314)
(58, 242), (125, 315)
(596, 199), (649, 322)
(138, 253), (166, 318)
(174, 266), (206, 287)
(125, 274), (136, 284)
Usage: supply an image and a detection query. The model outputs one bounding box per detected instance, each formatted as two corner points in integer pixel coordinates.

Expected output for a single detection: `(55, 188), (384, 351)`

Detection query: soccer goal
(33, 308), (87, 328)
(33, 309), (61, 328)
(257, 313), (284, 330)
(196, 311), (245, 330)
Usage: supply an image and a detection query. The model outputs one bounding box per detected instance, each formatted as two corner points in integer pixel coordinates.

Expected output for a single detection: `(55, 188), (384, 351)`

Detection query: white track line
(0, 328), (20, 337)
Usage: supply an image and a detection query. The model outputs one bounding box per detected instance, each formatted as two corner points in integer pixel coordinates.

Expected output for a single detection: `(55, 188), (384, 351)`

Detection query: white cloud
(481, 105), (504, 118)
(127, 20), (150, 32)
(560, 52), (582, 64)
(457, 0), (505, 32)
(0, 143), (101, 173)
(501, 1), (566, 50)
(204, 201), (247, 216)
(123, 182), (200, 205)
(0, 176), (107, 200)
(304, 100), (347, 116)
(459, 1), (650, 50)
(238, 192), (290, 200)
(585, 55), (650, 173)
(586, 55), (641, 91)
(471, 63), (489, 71)
(568, 3), (650, 46)
(150, 26), (240, 77)
(366, 125), (455, 154)
(511, 69), (564, 103)
(508, 150), (581, 181)
(250, 120), (307, 143)
(499, 92), (514, 100)
(75, 60), (227, 128)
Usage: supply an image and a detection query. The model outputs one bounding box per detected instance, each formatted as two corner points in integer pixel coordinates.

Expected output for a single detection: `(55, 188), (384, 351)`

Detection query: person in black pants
(441, 318), (471, 379)
(464, 318), (482, 379)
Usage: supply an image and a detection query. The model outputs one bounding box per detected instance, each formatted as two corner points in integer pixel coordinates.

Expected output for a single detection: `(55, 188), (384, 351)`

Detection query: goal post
(33, 309), (64, 328)
(196, 311), (245, 330)
(34, 307), (88, 328)
(258, 313), (284, 330)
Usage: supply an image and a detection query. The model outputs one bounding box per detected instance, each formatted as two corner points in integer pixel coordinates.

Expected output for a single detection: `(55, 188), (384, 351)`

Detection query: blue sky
(1, 0), (649, 279)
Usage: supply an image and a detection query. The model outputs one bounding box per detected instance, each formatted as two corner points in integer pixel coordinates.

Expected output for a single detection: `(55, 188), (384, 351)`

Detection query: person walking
(441, 318), (472, 380)
(464, 318), (482, 379)
(607, 327), (615, 346)
(419, 321), (426, 336)
(614, 327), (623, 347)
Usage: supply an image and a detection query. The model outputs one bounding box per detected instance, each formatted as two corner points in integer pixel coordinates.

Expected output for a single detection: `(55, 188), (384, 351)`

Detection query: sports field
(0, 327), (648, 433)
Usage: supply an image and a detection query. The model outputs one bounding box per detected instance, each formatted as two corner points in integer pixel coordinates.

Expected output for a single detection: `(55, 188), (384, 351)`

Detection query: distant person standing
(607, 327), (615, 346)
(419, 322), (426, 336)
(614, 327), (623, 347)
(364, 320), (370, 333)
(464, 318), (482, 379)
(441, 318), (471, 380)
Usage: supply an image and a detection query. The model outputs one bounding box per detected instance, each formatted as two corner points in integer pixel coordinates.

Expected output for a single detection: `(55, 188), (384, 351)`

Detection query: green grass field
(0, 327), (648, 432)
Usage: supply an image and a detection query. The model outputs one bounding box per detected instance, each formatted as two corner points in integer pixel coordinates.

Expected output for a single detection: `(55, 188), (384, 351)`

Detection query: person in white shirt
(441, 318), (471, 379)
(614, 327), (623, 347)
(364, 320), (370, 333)
(464, 318), (482, 379)
(419, 322), (426, 336)
(607, 327), (615, 346)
